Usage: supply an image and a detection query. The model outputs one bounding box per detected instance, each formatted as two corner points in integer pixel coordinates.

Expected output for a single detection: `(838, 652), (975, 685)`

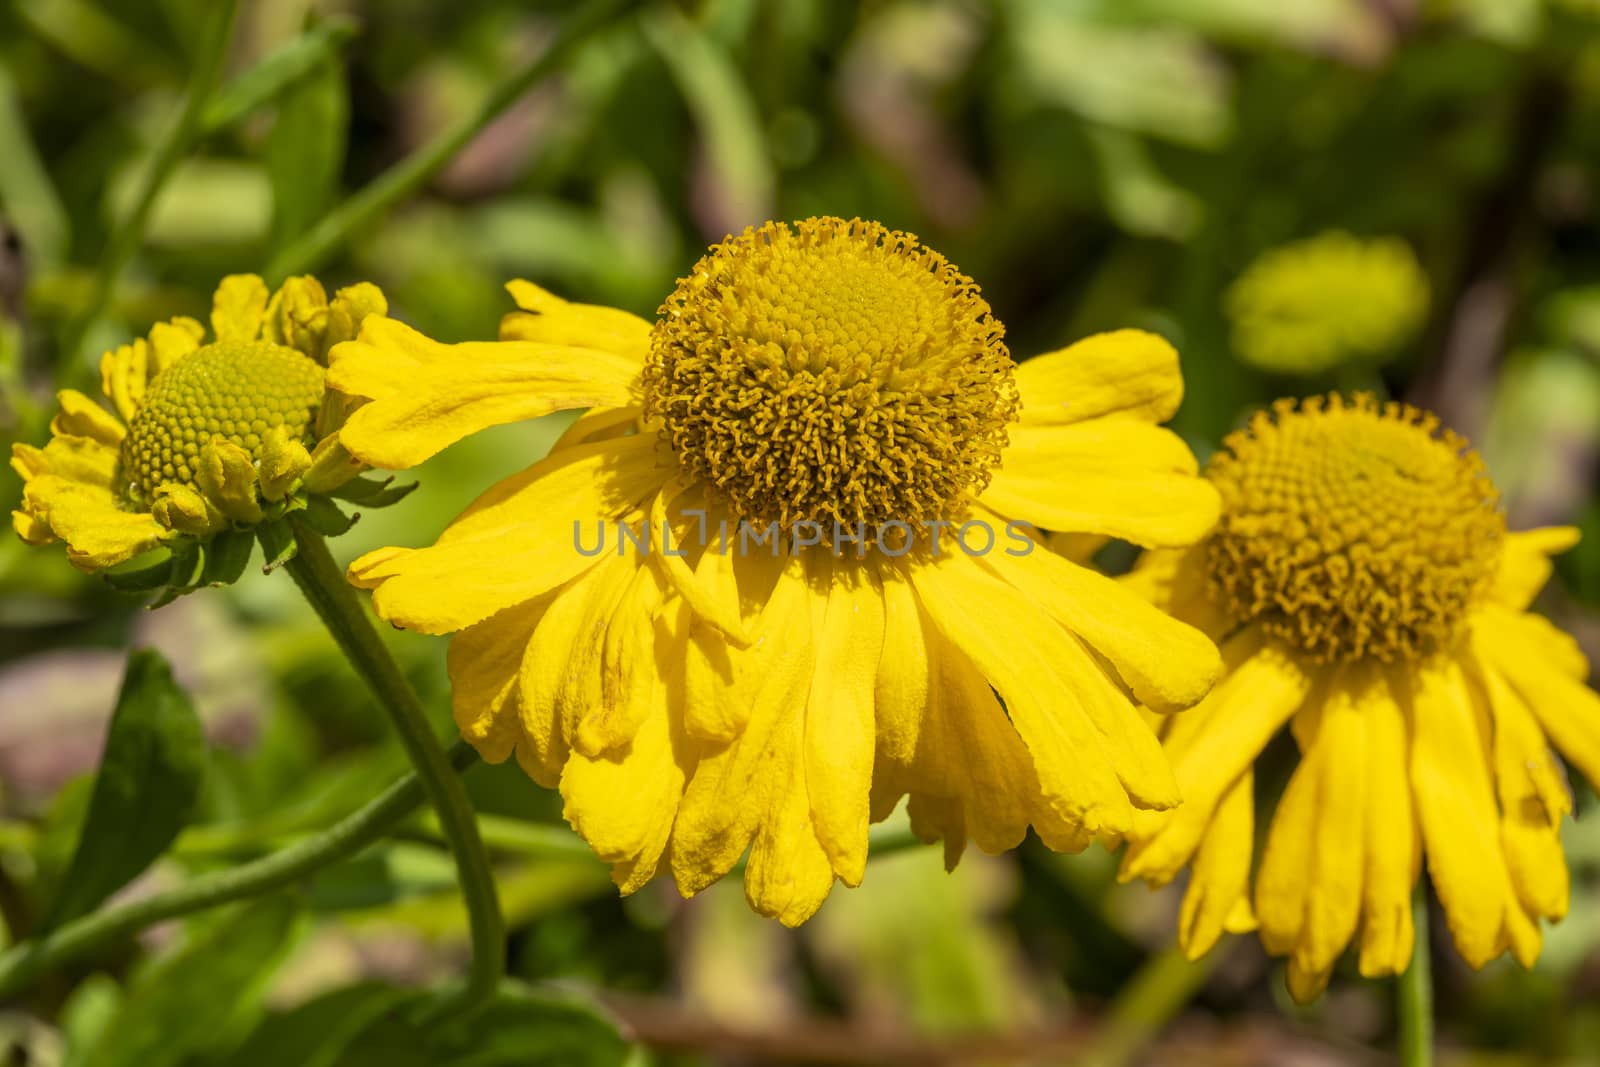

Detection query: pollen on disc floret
(1205, 394), (1505, 663)
(642, 217), (1019, 531)
(120, 340), (325, 503)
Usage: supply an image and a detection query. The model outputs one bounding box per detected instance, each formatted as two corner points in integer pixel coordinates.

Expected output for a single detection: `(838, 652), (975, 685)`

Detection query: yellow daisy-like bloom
(328, 217), (1224, 924)
(12, 274), (387, 578)
(1119, 394), (1598, 1002)
(1226, 232), (1429, 375)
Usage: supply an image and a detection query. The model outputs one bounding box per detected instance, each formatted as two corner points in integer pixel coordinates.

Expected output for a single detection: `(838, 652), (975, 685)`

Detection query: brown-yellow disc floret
(1206, 394), (1504, 663)
(642, 217), (1019, 529)
(121, 340), (325, 503)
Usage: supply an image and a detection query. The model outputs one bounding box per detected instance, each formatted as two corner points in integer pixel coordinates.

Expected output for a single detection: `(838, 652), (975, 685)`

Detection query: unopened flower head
(1226, 232), (1428, 375)
(1120, 394), (1597, 1002)
(329, 216), (1225, 924)
(12, 274), (394, 594)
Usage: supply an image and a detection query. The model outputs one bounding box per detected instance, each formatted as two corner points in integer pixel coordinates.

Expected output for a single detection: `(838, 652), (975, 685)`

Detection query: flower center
(642, 217), (1018, 530)
(120, 340), (325, 503)
(1206, 395), (1504, 663)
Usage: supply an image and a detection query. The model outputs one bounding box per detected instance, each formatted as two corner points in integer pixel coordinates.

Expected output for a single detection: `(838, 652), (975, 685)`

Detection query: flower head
(329, 216), (1225, 924)
(1225, 232), (1429, 375)
(1120, 394), (1597, 1002)
(12, 274), (395, 596)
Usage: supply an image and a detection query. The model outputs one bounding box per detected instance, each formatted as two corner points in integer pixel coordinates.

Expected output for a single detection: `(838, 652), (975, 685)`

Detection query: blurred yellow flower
(328, 216), (1224, 924)
(1120, 394), (1596, 1002)
(12, 274), (387, 579)
(1225, 232), (1429, 375)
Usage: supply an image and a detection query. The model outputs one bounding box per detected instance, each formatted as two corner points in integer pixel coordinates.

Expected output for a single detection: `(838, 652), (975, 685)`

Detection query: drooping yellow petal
(873, 566), (930, 769)
(1407, 657), (1532, 969)
(449, 599), (548, 763)
(574, 562), (667, 756)
(1013, 329), (1183, 426)
(979, 533), (1221, 713)
(1120, 544), (1234, 643)
(211, 274), (270, 343)
(648, 476), (752, 645)
(802, 555), (885, 885)
(21, 476), (165, 569)
(1178, 766), (1253, 961)
(909, 552), (1138, 836)
(99, 339), (149, 423)
(1254, 710), (1324, 958)
(1477, 610), (1600, 792)
(1490, 527), (1581, 610)
(12, 433), (120, 490)
(329, 317), (640, 469)
(347, 435), (667, 634)
(502, 279), (652, 362)
(1358, 674), (1417, 979)
(682, 550), (784, 743)
(1121, 632), (1310, 886)
(51, 390), (125, 446)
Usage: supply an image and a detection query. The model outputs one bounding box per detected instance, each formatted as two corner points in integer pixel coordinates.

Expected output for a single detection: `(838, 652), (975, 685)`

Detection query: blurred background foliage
(2, 0), (1600, 1064)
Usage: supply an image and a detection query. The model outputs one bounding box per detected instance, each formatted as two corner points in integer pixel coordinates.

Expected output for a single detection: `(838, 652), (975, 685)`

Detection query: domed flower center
(120, 340), (325, 503)
(1206, 395), (1504, 663)
(642, 217), (1018, 530)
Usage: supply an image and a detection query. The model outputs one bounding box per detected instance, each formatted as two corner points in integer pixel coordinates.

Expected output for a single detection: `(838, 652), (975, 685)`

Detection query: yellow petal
(265, 275), (330, 356)
(803, 555), (885, 885)
(211, 274), (270, 342)
(981, 447), (1220, 548)
(448, 599), (547, 763)
(1254, 713), (1325, 957)
(1407, 657), (1529, 969)
(574, 563), (666, 756)
(1121, 632), (1310, 886)
(979, 535), (1221, 713)
(1120, 543), (1233, 643)
(1014, 330), (1183, 426)
(1491, 527), (1580, 610)
(25, 475), (165, 569)
(13, 434), (119, 490)
(502, 279), (652, 362)
(322, 282), (389, 357)
(151, 481), (225, 536)
(147, 317), (205, 373)
(258, 426), (312, 501)
(909, 552), (1138, 835)
(562, 601), (697, 895)
(873, 566), (930, 768)
(329, 317), (639, 469)
(348, 435), (667, 634)
(302, 434), (363, 494)
(51, 390), (124, 446)
(1358, 677), (1417, 979)
(99, 340), (148, 423)
(681, 550), (785, 743)
(742, 695), (838, 926)
(196, 439), (264, 523)
(648, 476), (752, 645)
(672, 560), (817, 895)
(1476, 609), (1600, 792)
(1178, 766), (1253, 961)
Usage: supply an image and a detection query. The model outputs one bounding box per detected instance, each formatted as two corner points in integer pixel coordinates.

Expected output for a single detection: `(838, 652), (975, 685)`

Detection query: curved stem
(1399, 886), (1434, 1067)
(282, 517), (504, 1018)
(264, 0), (634, 281)
(1075, 944), (1223, 1067)
(0, 744), (476, 1000)
(63, 0), (239, 364)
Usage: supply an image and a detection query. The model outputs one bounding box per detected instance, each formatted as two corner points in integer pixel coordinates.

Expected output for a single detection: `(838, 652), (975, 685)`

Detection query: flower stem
(264, 0), (635, 282)
(0, 744), (476, 1000)
(283, 517), (504, 1019)
(63, 0), (240, 364)
(1076, 945), (1224, 1067)
(1399, 886), (1434, 1067)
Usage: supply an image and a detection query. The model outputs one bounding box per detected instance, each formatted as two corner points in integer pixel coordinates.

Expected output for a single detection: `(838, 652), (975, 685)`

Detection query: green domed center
(120, 340), (324, 503)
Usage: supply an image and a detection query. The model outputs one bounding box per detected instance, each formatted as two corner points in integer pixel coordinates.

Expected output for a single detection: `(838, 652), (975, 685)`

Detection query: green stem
(282, 517), (503, 1019)
(1077, 945), (1224, 1067)
(1399, 887), (1434, 1067)
(264, 0), (634, 282)
(0, 744), (475, 1000)
(63, 0), (239, 364)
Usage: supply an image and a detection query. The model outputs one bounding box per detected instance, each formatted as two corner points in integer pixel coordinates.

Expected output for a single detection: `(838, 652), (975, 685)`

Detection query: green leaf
(48, 650), (207, 929)
(78, 896), (306, 1067)
(257, 518), (299, 571)
(328, 474), (419, 507)
(267, 37), (349, 257)
(202, 18), (358, 134)
(227, 982), (413, 1067)
(337, 982), (633, 1067)
(102, 554), (176, 593)
(301, 494), (357, 536)
(202, 528), (255, 587)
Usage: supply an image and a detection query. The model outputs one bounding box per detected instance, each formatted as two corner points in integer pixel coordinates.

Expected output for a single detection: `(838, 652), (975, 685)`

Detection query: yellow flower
(12, 274), (390, 589)
(328, 217), (1224, 924)
(1225, 232), (1429, 375)
(1119, 394), (1597, 1002)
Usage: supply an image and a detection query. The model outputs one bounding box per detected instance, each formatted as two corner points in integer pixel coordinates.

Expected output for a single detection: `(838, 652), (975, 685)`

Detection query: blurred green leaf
(337, 981), (633, 1067)
(0, 67), (70, 266)
(226, 982), (413, 1067)
(77, 895), (306, 1067)
(267, 42), (349, 256)
(203, 18), (359, 135)
(59, 973), (121, 1067)
(48, 649), (206, 928)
